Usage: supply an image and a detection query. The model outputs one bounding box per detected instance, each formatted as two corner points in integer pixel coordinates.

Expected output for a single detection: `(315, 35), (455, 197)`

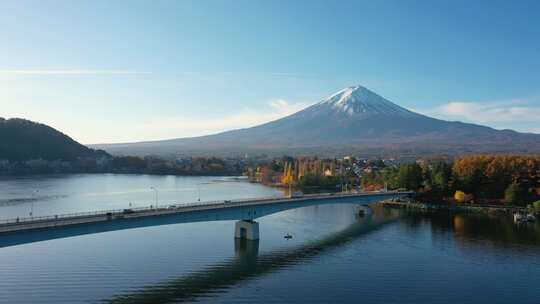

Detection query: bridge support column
(234, 238), (259, 258)
(235, 220), (259, 240)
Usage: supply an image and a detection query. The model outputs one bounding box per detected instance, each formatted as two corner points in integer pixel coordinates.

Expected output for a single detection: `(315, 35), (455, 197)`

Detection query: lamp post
(197, 184), (201, 202)
(30, 190), (38, 217)
(150, 187), (158, 208)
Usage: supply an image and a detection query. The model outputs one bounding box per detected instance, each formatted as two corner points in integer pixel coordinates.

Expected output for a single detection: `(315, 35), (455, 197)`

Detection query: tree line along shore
(246, 155), (540, 213)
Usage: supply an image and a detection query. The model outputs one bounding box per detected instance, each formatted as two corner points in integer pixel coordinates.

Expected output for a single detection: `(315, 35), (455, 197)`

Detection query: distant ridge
(0, 118), (108, 161)
(93, 86), (540, 157)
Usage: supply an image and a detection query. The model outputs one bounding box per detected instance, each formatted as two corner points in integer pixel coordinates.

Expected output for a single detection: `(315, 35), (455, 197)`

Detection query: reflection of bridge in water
(105, 209), (401, 304)
(0, 191), (411, 247)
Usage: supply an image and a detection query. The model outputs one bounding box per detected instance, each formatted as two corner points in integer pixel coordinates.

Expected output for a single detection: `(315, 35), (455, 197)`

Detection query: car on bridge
(290, 191), (304, 198)
(122, 209), (135, 214)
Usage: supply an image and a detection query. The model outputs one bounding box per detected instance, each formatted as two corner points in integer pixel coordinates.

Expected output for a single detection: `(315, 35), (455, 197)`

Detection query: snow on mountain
(314, 85), (416, 117)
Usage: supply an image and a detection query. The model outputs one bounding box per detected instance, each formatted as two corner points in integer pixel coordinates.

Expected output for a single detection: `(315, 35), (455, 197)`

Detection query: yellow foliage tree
(281, 162), (294, 186)
(454, 190), (470, 203)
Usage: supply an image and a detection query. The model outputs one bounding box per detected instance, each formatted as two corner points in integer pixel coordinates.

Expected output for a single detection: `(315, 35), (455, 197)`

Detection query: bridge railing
(0, 206), (151, 226)
(0, 194), (285, 226)
(0, 191), (411, 226)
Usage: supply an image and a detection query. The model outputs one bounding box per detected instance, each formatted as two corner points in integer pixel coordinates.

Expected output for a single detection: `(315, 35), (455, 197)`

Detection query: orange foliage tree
(453, 155), (540, 204)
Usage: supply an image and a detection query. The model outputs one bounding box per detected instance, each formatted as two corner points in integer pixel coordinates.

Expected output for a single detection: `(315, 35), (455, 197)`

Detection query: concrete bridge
(0, 191), (412, 247)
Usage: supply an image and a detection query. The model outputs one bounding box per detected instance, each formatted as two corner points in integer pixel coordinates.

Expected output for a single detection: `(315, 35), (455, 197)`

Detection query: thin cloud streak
(127, 99), (309, 142)
(0, 69), (151, 75)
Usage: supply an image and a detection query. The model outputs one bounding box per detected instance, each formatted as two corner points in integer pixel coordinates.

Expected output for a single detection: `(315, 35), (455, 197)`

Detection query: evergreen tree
(505, 183), (524, 205)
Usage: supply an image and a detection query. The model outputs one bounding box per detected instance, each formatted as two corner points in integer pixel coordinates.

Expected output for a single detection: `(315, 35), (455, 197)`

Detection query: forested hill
(0, 118), (109, 161)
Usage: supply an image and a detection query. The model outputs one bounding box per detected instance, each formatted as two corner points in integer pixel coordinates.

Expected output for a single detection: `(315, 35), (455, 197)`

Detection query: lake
(0, 174), (539, 304)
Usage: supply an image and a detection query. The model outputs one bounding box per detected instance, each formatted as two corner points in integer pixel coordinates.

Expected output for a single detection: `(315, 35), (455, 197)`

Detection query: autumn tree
(454, 190), (472, 203)
(453, 155), (540, 201)
(281, 162), (295, 185)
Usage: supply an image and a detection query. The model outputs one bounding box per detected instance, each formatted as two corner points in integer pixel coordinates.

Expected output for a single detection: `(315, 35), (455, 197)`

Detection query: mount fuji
(94, 86), (540, 156)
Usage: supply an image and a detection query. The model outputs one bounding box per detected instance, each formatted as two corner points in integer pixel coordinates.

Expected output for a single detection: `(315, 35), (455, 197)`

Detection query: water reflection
(1, 203), (539, 304)
(234, 238), (259, 258)
(401, 212), (540, 252)
(104, 210), (399, 304)
(102, 208), (540, 304)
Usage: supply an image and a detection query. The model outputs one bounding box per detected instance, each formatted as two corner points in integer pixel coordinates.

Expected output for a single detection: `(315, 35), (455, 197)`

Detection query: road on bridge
(0, 191), (412, 236)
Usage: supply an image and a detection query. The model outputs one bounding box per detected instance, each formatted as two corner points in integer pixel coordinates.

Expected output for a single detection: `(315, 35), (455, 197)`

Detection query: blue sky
(1, 0), (540, 144)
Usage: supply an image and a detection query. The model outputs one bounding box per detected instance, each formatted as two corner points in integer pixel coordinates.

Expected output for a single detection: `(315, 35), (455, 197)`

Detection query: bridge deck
(0, 191), (411, 235)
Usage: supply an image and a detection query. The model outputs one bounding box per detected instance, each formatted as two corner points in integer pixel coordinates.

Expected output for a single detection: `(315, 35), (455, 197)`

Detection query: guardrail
(0, 195), (285, 226)
(0, 191), (411, 227)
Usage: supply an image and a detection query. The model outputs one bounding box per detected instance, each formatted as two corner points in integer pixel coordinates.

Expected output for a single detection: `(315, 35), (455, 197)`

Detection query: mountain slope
(94, 86), (540, 156)
(0, 118), (109, 161)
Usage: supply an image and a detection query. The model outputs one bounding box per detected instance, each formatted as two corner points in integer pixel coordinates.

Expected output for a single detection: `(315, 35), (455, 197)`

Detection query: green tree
(396, 164), (423, 190)
(505, 183), (525, 205)
(432, 163), (452, 191)
(298, 173), (340, 191)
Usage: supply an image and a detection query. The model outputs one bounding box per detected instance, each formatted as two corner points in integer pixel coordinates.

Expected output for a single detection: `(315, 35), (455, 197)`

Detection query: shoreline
(377, 200), (534, 217)
(0, 171), (244, 178)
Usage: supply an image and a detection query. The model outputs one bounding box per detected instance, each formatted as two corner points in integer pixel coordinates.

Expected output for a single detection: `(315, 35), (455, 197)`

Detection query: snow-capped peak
(318, 85), (415, 117)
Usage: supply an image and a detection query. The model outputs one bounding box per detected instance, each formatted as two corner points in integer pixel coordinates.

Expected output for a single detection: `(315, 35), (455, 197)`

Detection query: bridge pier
(234, 220), (259, 240)
(234, 238), (259, 258)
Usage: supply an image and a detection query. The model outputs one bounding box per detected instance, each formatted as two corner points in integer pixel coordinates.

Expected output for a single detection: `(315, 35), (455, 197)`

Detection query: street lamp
(150, 187), (158, 208)
(288, 182), (292, 198)
(30, 189), (39, 217)
(197, 184), (201, 202)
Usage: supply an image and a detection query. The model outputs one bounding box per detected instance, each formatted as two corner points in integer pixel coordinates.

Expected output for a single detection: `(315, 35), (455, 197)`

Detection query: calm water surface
(0, 174), (539, 304)
(0, 174), (282, 220)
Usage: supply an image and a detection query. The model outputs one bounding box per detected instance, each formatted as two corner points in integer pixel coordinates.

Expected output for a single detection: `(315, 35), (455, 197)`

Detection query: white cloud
(103, 99), (310, 144)
(0, 69), (150, 75)
(420, 99), (540, 124)
(268, 98), (307, 115)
